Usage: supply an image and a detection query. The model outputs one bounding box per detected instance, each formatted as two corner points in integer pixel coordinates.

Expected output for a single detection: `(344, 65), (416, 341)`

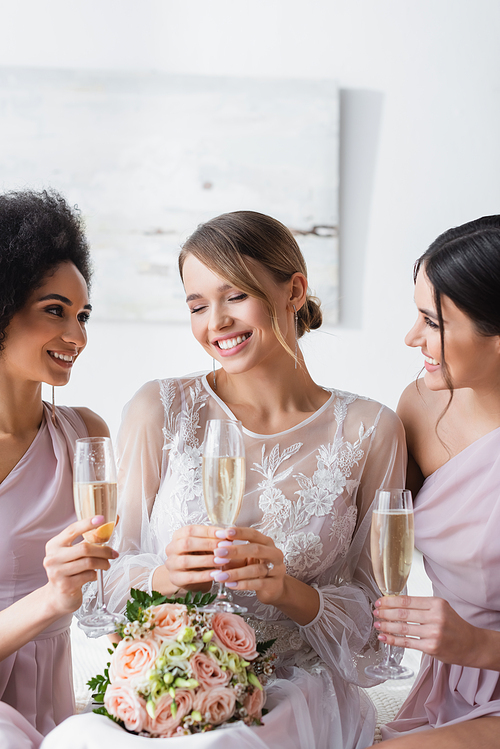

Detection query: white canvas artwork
(0, 69), (339, 323)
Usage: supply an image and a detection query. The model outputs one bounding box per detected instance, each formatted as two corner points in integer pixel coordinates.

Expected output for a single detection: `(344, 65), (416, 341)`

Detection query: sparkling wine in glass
(202, 419), (246, 613)
(365, 488), (414, 680)
(73, 437), (124, 637)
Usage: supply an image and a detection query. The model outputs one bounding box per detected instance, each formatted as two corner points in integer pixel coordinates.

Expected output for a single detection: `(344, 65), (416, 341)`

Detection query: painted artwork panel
(0, 69), (339, 323)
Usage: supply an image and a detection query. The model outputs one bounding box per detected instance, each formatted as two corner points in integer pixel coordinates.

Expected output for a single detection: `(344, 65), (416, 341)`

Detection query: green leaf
(93, 693), (105, 704)
(125, 598), (141, 623)
(256, 638), (277, 654)
(87, 672), (110, 692)
(150, 591), (168, 606)
(200, 592), (217, 605)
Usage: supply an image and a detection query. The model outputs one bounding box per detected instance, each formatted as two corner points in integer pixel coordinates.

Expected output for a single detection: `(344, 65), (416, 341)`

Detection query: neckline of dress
(201, 374), (335, 438)
(422, 423), (500, 487)
(0, 407), (48, 489)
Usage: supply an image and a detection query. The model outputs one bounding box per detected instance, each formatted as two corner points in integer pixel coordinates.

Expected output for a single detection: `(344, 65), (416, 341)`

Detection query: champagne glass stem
(215, 580), (230, 604)
(96, 570), (109, 614)
(384, 642), (395, 669)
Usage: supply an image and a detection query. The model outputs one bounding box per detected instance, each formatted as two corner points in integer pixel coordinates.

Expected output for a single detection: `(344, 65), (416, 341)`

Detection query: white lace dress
(57, 375), (406, 749)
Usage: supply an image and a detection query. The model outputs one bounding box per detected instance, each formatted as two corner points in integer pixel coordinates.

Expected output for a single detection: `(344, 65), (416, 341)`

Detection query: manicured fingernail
(373, 610), (380, 618)
(210, 571), (229, 581)
(215, 547), (229, 556)
(226, 582), (238, 588)
(91, 515), (105, 525)
(215, 530), (227, 539)
(377, 635), (387, 642)
(227, 528), (236, 537)
(217, 540), (232, 548)
(111, 550), (119, 558)
(213, 557), (227, 565)
(374, 599), (382, 607)
(374, 621), (381, 629)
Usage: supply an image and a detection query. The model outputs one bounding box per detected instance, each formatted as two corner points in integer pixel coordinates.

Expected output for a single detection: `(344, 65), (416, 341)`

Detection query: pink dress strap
(0, 404), (88, 736)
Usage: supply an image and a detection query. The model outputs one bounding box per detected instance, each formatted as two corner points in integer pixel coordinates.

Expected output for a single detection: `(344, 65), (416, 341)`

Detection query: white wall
(1, 0), (500, 437)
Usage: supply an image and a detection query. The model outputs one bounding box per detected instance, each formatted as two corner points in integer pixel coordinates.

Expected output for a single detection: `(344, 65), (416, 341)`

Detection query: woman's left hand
(374, 595), (480, 666)
(211, 527), (285, 606)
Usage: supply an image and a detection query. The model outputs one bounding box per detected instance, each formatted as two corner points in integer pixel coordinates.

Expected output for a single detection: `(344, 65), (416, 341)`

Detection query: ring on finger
(265, 562), (274, 576)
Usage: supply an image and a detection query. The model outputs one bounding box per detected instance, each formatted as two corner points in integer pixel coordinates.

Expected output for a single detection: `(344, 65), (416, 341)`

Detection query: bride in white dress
(43, 211), (406, 749)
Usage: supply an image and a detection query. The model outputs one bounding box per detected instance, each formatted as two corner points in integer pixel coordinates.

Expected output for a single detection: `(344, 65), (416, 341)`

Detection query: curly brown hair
(0, 190), (92, 351)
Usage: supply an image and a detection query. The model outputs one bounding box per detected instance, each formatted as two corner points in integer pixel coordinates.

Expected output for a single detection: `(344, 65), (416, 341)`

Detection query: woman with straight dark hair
(45, 210), (406, 749)
(371, 216), (500, 748)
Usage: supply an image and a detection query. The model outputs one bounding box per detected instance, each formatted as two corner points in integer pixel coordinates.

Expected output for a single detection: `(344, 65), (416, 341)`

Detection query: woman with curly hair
(0, 190), (114, 745)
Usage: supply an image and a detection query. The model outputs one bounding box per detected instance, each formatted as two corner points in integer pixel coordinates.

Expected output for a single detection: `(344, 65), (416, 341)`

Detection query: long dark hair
(415, 215), (500, 428)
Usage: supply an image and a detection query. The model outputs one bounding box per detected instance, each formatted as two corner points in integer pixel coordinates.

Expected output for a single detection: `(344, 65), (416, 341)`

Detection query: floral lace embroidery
(153, 380), (209, 536)
(161, 378), (209, 451)
(156, 379), (375, 583)
(251, 419), (375, 578)
(160, 379), (177, 445)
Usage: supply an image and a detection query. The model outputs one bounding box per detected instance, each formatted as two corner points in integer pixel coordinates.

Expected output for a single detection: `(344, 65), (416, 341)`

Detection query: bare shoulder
(397, 379), (447, 433)
(397, 379), (450, 479)
(74, 407), (110, 438)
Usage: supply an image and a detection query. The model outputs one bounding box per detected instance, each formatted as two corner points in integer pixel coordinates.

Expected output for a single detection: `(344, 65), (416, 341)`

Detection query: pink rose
(148, 689), (194, 737)
(109, 637), (160, 684)
(244, 686), (265, 720)
(190, 652), (231, 688)
(104, 683), (148, 733)
(211, 613), (258, 660)
(150, 603), (189, 640)
(193, 687), (236, 726)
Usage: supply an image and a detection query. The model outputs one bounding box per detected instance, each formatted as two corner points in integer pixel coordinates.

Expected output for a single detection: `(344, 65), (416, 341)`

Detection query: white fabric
(0, 702), (43, 749)
(75, 374), (406, 749)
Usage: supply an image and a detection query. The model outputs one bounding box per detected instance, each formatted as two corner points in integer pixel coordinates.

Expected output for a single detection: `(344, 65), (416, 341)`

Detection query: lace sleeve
(103, 380), (168, 614)
(298, 406), (407, 686)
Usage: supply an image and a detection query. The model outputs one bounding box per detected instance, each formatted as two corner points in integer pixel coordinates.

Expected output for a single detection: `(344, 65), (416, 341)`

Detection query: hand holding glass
(73, 437), (123, 637)
(365, 488), (414, 680)
(202, 419), (246, 613)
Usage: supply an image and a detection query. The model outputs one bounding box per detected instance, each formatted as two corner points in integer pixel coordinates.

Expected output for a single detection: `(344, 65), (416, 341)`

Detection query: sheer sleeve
(103, 380), (167, 614)
(298, 406), (407, 686)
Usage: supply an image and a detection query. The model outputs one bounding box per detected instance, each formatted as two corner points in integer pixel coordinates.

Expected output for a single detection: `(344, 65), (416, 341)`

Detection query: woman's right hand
(43, 516), (119, 616)
(373, 594), (481, 666)
(157, 524), (226, 595)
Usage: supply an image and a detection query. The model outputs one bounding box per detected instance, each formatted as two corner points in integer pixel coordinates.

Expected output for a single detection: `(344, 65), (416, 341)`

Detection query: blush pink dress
(382, 427), (500, 737)
(0, 403), (87, 738)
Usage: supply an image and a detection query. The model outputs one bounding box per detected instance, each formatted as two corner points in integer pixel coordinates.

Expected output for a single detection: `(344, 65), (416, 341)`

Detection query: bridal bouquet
(88, 590), (275, 738)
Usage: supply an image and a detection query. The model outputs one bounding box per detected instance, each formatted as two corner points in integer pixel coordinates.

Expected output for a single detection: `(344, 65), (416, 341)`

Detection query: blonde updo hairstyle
(178, 211), (322, 359)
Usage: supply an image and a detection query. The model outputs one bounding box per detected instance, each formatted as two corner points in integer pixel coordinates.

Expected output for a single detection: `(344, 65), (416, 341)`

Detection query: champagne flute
(365, 488), (414, 680)
(202, 419), (246, 613)
(73, 437), (124, 637)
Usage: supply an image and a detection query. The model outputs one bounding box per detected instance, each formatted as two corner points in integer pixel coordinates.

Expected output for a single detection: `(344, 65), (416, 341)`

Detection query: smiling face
(405, 269), (500, 392)
(182, 253), (294, 376)
(1, 261), (91, 387)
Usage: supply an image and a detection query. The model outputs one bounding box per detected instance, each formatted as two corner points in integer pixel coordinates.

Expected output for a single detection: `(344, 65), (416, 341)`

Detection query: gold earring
(293, 305), (298, 369)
